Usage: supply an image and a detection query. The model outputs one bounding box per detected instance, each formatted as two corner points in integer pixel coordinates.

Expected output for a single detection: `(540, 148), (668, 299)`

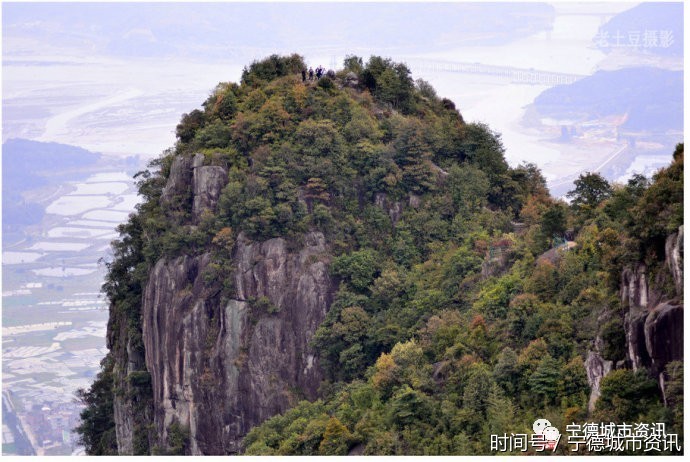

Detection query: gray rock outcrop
(140, 231), (333, 454)
(587, 226), (684, 412)
(112, 152), (336, 454)
(343, 71), (358, 88)
(584, 349), (613, 413)
(192, 153), (227, 221)
(108, 308), (152, 455)
(644, 302), (683, 374)
(374, 193), (403, 224)
(161, 153), (229, 223)
(666, 225), (683, 296)
(161, 155), (193, 207)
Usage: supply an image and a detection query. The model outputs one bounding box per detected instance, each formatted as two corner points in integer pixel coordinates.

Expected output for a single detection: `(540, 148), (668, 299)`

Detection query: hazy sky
(2, 1), (682, 189)
(1, 2), (631, 152)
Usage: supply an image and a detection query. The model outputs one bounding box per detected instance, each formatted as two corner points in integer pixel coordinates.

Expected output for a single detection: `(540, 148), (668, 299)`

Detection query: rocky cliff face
(114, 153), (335, 454)
(192, 154), (228, 222)
(586, 226), (684, 411)
(584, 348), (613, 413)
(109, 313), (151, 454)
(622, 226), (684, 378)
(161, 153), (229, 223)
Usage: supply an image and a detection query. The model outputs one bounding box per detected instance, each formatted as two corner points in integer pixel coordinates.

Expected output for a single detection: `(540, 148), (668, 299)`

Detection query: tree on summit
(567, 172), (612, 213)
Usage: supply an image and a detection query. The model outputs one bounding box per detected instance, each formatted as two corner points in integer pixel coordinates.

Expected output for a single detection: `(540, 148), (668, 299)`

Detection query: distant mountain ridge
(3, 138), (101, 176)
(2, 139), (101, 231)
(533, 68), (683, 132)
(596, 2), (683, 57)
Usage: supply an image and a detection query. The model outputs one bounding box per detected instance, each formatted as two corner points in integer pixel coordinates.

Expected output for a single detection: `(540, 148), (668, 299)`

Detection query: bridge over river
(407, 58), (585, 86)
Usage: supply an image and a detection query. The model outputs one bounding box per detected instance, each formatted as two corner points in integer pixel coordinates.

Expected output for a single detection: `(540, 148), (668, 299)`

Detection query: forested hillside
(76, 54), (683, 455)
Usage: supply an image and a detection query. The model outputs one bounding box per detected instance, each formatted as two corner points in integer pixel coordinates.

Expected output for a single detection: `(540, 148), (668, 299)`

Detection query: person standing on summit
(308, 67), (314, 81)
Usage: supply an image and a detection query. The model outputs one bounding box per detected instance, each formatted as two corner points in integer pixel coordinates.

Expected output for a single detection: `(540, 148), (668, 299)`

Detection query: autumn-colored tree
(319, 417), (351, 455)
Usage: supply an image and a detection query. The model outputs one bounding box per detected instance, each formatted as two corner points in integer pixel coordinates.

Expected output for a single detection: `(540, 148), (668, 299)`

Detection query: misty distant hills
(596, 2), (683, 57)
(3, 138), (101, 179)
(2, 139), (101, 229)
(533, 67), (683, 132)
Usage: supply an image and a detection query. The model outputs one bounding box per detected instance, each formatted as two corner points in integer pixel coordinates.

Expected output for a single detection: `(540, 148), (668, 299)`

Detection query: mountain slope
(76, 54), (683, 455)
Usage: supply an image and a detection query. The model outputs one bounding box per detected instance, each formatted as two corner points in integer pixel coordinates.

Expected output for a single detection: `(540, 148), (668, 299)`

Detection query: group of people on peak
(302, 65), (326, 82)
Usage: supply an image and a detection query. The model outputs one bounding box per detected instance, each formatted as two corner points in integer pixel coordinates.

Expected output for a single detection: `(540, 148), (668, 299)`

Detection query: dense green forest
(76, 54), (683, 455)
